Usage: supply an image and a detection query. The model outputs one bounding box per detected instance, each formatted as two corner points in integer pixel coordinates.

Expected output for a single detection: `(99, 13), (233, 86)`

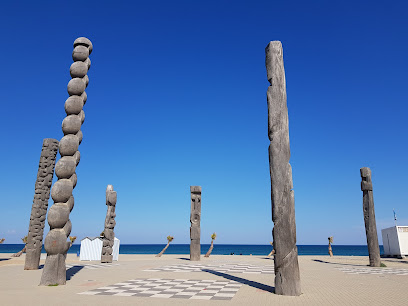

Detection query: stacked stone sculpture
(101, 185), (117, 263)
(190, 186), (201, 261)
(24, 139), (59, 270)
(360, 167), (381, 267)
(265, 41), (301, 296)
(40, 37), (93, 286)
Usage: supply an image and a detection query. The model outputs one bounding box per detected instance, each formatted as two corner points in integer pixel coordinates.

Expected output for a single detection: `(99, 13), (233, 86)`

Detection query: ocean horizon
(0, 244), (384, 256)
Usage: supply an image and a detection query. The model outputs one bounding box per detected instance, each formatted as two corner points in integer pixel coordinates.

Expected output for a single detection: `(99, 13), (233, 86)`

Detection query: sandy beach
(1, 253), (408, 305)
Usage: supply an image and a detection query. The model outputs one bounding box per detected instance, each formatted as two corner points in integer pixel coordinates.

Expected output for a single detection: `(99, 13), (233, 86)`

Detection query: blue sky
(0, 1), (407, 245)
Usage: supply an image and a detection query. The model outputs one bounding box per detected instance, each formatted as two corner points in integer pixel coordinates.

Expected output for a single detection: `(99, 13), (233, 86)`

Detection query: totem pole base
(24, 248), (41, 270)
(39, 254), (66, 286)
(190, 243), (200, 261)
(101, 255), (113, 263)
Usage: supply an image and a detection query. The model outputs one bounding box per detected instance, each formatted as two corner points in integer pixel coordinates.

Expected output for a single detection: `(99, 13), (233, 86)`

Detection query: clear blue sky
(1, 1), (407, 245)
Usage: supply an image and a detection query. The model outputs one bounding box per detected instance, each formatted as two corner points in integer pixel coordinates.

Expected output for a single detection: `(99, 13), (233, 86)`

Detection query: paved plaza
(1, 254), (408, 305)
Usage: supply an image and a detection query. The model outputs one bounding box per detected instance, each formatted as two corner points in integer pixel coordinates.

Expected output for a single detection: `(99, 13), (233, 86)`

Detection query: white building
(80, 237), (120, 261)
(381, 226), (408, 257)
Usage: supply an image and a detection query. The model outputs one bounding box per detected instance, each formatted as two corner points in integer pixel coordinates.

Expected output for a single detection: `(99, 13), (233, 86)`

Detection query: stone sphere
(83, 74), (89, 87)
(67, 78), (85, 96)
(76, 130), (83, 144)
(79, 110), (85, 124)
(44, 229), (69, 255)
(84, 57), (91, 70)
(63, 219), (72, 236)
(72, 45), (89, 62)
(59, 135), (79, 156)
(70, 61), (88, 78)
(73, 37), (93, 54)
(81, 91), (87, 105)
(73, 151), (80, 166)
(62, 115), (81, 135)
(64, 96), (83, 115)
(67, 196), (74, 212)
(70, 172), (77, 188)
(47, 203), (70, 229)
(51, 179), (73, 203)
(55, 156), (76, 179)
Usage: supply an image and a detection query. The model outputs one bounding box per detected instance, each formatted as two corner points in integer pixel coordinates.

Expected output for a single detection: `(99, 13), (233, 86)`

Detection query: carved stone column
(40, 37), (92, 285)
(190, 186), (201, 261)
(24, 138), (59, 270)
(101, 185), (117, 263)
(266, 41), (301, 296)
(360, 167), (381, 267)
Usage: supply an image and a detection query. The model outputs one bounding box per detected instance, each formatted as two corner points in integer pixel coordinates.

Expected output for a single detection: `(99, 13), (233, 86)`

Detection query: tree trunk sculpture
(266, 41), (301, 296)
(24, 138), (59, 270)
(156, 236), (174, 257)
(101, 185), (117, 263)
(190, 186), (202, 261)
(13, 236), (28, 257)
(328, 237), (333, 257)
(360, 167), (381, 267)
(40, 37), (93, 286)
(267, 241), (275, 257)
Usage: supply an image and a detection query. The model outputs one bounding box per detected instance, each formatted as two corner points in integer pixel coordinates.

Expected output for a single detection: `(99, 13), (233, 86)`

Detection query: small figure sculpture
(328, 237), (333, 257)
(204, 233), (216, 257)
(101, 185), (117, 263)
(156, 236), (174, 257)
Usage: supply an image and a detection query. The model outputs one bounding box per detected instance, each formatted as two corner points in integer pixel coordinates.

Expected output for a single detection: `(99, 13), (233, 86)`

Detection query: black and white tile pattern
(79, 278), (242, 300)
(144, 262), (275, 274)
(335, 266), (408, 275)
(66, 263), (120, 270)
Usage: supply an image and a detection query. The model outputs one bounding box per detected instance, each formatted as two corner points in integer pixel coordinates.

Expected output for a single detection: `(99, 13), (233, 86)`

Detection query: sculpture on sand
(267, 241), (275, 257)
(12, 236), (28, 257)
(360, 167), (381, 267)
(265, 41), (301, 296)
(40, 37), (93, 286)
(190, 186), (202, 261)
(204, 233), (216, 257)
(24, 138), (59, 270)
(156, 236), (174, 257)
(328, 237), (333, 257)
(101, 185), (117, 263)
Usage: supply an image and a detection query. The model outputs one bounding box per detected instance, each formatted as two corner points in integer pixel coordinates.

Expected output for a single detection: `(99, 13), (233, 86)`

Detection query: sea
(0, 244), (384, 256)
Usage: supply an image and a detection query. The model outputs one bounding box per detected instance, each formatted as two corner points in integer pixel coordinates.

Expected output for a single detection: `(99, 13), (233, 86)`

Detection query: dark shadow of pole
(202, 269), (275, 293)
(66, 265), (85, 280)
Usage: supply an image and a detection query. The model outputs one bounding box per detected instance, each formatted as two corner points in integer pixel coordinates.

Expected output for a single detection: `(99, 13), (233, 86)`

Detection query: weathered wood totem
(101, 185), (117, 263)
(24, 139), (59, 270)
(265, 41), (301, 296)
(190, 186), (201, 261)
(40, 37), (92, 285)
(360, 167), (381, 267)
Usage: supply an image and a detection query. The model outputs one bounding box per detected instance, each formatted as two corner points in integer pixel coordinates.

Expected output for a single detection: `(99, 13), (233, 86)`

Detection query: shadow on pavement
(66, 265), (84, 280)
(313, 259), (369, 267)
(203, 269), (275, 293)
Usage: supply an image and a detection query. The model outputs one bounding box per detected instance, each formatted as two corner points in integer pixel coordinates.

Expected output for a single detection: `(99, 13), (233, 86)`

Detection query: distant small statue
(204, 233), (217, 257)
(12, 236), (28, 257)
(101, 185), (117, 263)
(156, 236), (174, 257)
(267, 241), (275, 257)
(328, 236), (333, 257)
(0, 238), (5, 244)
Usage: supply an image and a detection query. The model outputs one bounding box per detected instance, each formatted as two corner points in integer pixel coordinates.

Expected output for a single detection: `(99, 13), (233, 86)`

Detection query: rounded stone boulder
(64, 96), (83, 115)
(70, 61), (88, 78)
(72, 45), (89, 62)
(55, 156), (76, 179)
(47, 203), (70, 229)
(79, 110), (85, 124)
(59, 135), (79, 156)
(67, 78), (85, 96)
(73, 37), (93, 54)
(63, 219), (72, 237)
(81, 91), (87, 105)
(51, 179), (73, 203)
(70, 172), (77, 188)
(73, 151), (80, 166)
(44, 229), (69, 255)
(67, 196), (74, 212)
(76, 130), (83, 144)
(83, 74), (89, 87)
(84, 57), (91, 70)
(62, 115), (81, 135)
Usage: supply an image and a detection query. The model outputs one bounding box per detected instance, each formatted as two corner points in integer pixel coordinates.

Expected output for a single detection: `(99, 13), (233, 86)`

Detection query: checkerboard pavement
(79, 278), (242, 300)
(66, 263), (120, 270)
(144, 262), (275, 274)
(335, 266), (408, 275)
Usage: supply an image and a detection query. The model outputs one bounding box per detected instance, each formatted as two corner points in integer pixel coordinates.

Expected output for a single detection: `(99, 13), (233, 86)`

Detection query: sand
(1, 253), (408, 305)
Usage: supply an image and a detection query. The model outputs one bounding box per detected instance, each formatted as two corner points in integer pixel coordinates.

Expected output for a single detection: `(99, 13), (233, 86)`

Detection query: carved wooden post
(190, 186), (201, 261)
(266, 41), (301, 296)
(360, 167), (381, 267)
(24, 139), (59, 270)
(40, 37), (92, 285)
(101, 185), (117, 263)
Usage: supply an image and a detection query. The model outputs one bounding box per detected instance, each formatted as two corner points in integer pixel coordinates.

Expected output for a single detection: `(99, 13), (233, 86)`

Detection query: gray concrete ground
(1, 253), (408, 305)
